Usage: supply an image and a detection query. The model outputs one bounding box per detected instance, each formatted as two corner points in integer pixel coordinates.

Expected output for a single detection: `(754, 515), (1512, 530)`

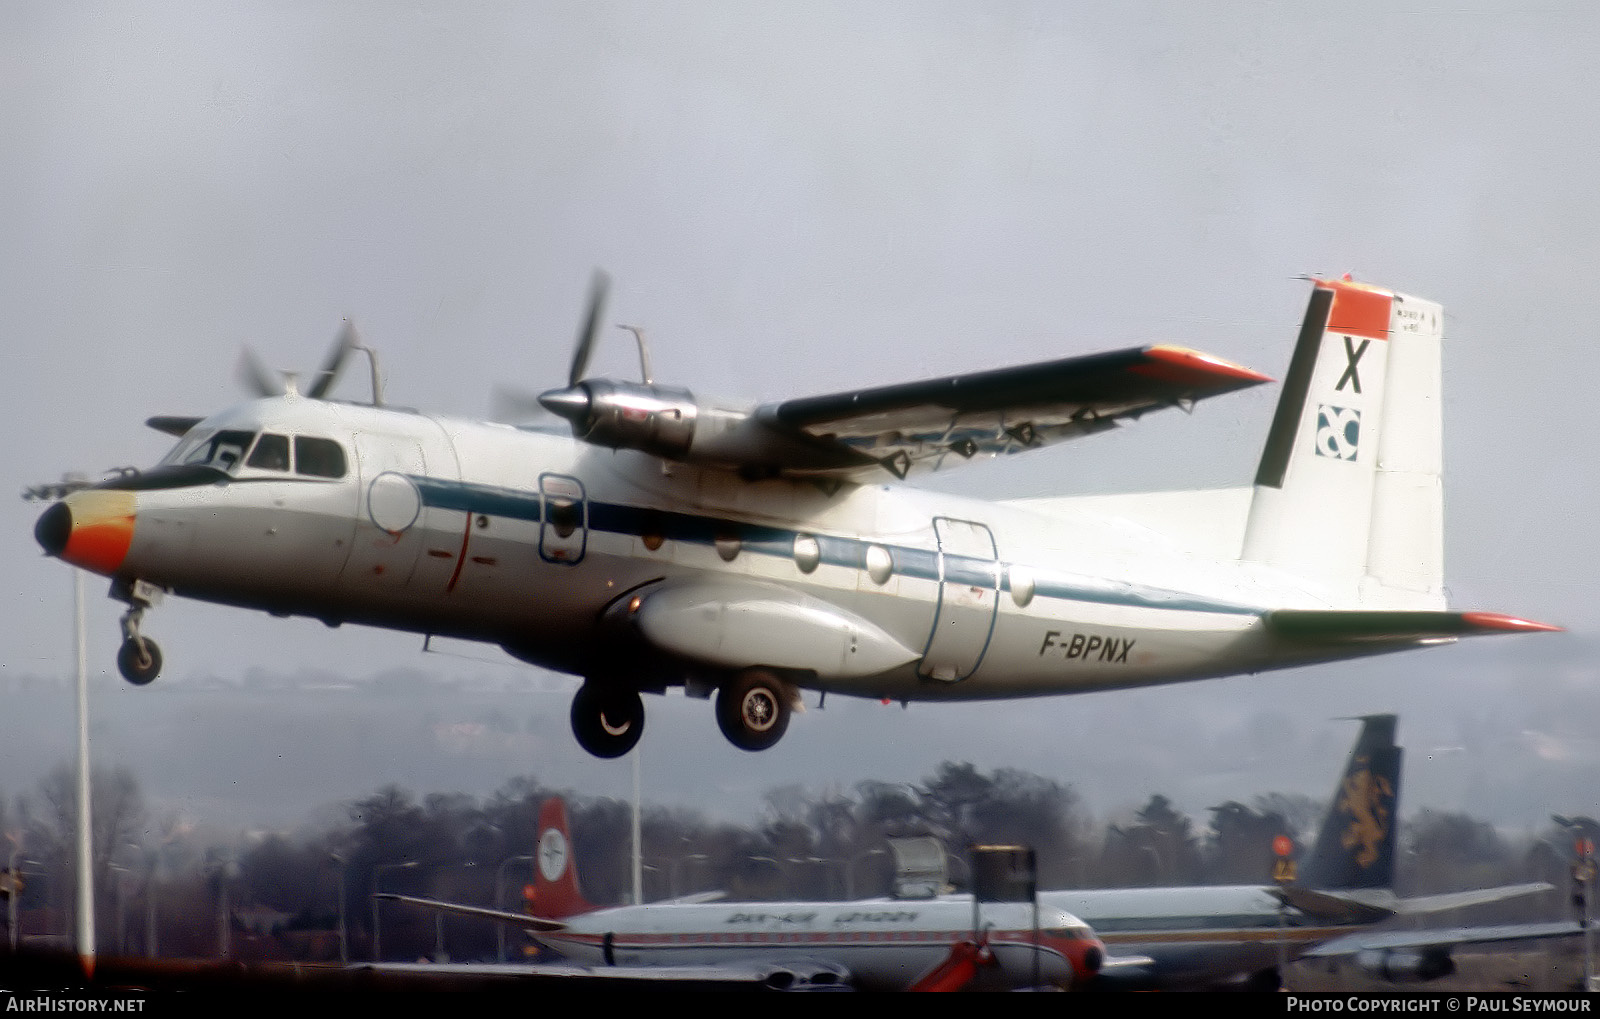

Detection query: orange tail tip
(1460, 612), (1564, 634)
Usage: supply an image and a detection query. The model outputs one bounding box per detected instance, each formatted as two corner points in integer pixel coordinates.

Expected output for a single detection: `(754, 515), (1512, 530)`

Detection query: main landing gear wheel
(117, 637), (162, 686)
(716, 669), (791, 752)
(570, 683), (644, 759)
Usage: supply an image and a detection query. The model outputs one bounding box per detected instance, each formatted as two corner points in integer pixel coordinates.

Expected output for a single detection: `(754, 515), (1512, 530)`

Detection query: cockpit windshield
(156, 428), (348, 479)
(174, 429), (257, 473)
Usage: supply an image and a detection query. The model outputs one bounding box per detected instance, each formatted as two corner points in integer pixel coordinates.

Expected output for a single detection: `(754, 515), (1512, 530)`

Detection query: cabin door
(918, 517), (999, 682)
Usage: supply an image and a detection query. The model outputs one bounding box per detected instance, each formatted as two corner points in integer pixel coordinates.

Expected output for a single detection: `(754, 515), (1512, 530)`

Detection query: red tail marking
(532, 798), (596, 919)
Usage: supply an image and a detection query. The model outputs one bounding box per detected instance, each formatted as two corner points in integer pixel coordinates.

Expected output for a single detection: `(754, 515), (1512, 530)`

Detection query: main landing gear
(569, 681), (645, 759)
(715, 669), (792, 752)
(114, 580), (164, 686)
(566, 668), (798, 758)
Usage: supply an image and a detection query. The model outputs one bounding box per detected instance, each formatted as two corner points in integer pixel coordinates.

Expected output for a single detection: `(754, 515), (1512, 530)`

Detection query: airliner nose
(35, 500), (70, 557)
(35, 491), (136, 576)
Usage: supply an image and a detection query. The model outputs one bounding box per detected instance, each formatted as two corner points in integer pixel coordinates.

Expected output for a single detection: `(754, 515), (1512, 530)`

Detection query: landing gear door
(919, 517), (999, 683)
(539, 473), (588, 566)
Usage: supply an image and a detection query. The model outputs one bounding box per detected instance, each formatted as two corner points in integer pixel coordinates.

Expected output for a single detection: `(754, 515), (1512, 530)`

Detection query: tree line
(0, 762), (1582, 964)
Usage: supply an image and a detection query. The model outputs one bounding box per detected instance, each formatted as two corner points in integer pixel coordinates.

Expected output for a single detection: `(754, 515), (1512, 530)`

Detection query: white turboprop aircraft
(379, 797), (1105, 992)
(30, 275), (1556, 755)
(1036, 715), (1563, 990)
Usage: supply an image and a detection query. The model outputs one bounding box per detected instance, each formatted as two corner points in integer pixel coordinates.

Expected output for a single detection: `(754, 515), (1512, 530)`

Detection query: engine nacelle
(562, 379), (699, 459)
(1353, 948), (1456, 983)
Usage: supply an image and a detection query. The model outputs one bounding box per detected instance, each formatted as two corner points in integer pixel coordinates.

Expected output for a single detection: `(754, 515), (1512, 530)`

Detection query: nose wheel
(114, 589), (163, 686)
(117, 635), (162, 686)
(570, 681), (645, 758)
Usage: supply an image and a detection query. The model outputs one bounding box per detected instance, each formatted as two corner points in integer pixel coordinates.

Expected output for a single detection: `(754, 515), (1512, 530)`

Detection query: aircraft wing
(355, 960), (852, 991)
(759, 345), (1269, 479)
(1304, 921), (1584, 960)
(376, 892), (567, 932)
(1085, 953), (1162, 991)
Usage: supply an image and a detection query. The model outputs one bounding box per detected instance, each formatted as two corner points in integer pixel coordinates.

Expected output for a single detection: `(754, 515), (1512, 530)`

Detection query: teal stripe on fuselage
(408, 476), (1261, 617)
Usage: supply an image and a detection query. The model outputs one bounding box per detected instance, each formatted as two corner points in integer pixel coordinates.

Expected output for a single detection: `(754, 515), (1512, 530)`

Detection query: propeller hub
(538, 386), (592, 424)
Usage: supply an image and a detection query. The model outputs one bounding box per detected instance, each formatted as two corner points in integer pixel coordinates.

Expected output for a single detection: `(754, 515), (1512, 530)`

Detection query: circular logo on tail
(538, 827), (568, 882)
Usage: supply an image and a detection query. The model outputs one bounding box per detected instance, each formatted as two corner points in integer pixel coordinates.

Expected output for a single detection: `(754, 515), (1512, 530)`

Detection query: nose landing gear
(114, 581), (164, 686)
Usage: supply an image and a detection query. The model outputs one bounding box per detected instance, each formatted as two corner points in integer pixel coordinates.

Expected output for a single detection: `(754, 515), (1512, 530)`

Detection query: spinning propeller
(237, 319), (361, 400)
(145, 320), (377, 438)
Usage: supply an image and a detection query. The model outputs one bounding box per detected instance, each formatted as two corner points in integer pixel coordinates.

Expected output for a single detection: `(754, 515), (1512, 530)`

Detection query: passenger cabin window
(181, 429), (257, 473)
(246, 433), (291, 472)
(294, 436), (347, 478)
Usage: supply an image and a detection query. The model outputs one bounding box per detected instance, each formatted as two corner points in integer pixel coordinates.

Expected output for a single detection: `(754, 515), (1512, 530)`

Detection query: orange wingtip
(1460, 612), (1564, 633)
(1144, 345), (1274, 385)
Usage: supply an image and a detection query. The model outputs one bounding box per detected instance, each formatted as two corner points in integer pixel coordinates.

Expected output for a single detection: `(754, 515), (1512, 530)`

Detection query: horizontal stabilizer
(1391, 882), (1554, 916)
(1275, 886), (1394, 926)
(1266, 609), (1561, 644)
(145, 415), (203, 437)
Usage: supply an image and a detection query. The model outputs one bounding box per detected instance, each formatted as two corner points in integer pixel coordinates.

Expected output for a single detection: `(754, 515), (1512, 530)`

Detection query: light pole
(371, 860), (417, 962)
(6, 834), (21, 952)
(329, 853), (348, 965)
(433, 862), (476, 962)
(495, 854), (533, 963)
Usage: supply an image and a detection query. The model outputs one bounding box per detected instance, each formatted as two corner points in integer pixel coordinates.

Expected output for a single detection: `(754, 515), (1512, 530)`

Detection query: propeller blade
(568, 271), (611, 387)
(307, 319), (358, 400)
(237, 347), (285, 397)
(490, 385), (556, 423)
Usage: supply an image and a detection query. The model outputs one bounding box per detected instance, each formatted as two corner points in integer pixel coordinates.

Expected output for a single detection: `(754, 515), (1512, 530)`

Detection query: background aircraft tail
(1299, 714), (1402, 891)
(531, 797), (597, 919)
(1242, 278), (1445, 608)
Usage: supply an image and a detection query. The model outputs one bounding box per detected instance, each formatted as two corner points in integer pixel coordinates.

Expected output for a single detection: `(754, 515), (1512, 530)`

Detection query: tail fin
(1242, 278), (1444, 608)
(1300, 714), (1402, 890)
(532, 797), (596, 919)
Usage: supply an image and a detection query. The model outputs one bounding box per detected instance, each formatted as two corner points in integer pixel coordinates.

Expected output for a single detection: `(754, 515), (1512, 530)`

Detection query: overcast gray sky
(3, 3), (1596, 839)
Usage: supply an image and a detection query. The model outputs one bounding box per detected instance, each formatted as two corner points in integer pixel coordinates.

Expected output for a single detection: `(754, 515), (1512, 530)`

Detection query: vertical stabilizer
(1300, 714), (1402, 891)
(532, 798), (597, 918)
(1242, 278), (1444, 607)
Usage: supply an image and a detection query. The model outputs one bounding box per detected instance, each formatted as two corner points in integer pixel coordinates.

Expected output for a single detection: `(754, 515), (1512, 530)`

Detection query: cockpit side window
(295, 436), (347, 478)
(246, 433), (291, 472)
(160, 428), (216, 467)
(181, 429), (257, 473)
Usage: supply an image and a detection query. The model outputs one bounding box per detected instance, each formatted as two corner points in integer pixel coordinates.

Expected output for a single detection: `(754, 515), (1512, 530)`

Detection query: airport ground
(2, 945), (1594, 993)
(1287, 947), (1592, 993)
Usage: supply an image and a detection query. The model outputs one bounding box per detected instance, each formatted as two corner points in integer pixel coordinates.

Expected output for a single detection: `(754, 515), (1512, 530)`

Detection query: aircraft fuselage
(47, 394), (1351, 705)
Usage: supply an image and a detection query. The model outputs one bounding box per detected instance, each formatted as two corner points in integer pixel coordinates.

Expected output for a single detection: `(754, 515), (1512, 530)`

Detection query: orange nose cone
(51, 491), (136, 576)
